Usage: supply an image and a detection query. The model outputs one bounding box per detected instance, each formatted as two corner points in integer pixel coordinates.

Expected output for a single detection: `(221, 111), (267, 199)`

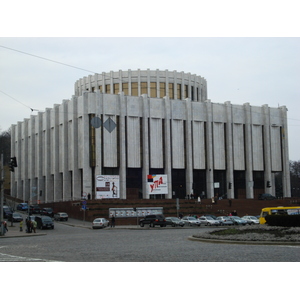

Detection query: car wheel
(151, 223), (155, 228)
(181, 225), (184, 227)
(140, 223), (144, 227)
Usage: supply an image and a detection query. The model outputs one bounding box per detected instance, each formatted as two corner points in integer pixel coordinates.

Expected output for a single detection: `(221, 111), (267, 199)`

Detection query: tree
(290, 160), (300, 197)
(0, 129), (11, 165)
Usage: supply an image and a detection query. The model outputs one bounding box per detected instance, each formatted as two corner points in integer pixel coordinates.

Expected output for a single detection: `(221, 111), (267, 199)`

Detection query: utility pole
(0, 153), (5, 236)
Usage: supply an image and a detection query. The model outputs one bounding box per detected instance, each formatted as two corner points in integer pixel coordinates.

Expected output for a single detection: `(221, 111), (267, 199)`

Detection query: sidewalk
(0, 222), (47, 238)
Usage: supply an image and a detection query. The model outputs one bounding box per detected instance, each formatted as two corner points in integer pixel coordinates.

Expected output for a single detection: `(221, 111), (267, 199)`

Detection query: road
(1, 220), (300, 262)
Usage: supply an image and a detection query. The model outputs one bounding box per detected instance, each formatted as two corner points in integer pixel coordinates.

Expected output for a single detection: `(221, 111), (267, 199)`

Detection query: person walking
(32, 220), (37, 233)
(111, 215), (115, 228)
(20, 220), (23, 232)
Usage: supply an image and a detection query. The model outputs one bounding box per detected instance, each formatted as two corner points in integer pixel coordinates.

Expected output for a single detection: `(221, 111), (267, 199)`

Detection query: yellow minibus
(259, 206), (300, 224)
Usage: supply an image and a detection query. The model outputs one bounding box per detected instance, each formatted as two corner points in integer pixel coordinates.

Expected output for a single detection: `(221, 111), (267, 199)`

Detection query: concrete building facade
(10, 69), (291, 203)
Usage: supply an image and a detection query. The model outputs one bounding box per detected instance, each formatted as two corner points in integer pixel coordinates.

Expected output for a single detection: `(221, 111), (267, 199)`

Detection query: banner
(96, 175), (120, 199)
(147, 174), (168, 195)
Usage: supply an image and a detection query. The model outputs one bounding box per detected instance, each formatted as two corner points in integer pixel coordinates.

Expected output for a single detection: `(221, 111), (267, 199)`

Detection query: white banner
(147, 174), (168, 195)
(96, 175), (120, 199)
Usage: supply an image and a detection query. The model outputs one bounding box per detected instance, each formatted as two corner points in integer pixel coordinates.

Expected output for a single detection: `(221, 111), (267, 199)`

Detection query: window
(132, 82), (138, 96)
(150, 82), (157, 98)
(113, 83), (119, 94)
(141, 82), (147, 95)
(123, 83), (129, 95)
(169, 83), (174, 99)
(160, 82), (166, 97)
(177, 84), (181, 99)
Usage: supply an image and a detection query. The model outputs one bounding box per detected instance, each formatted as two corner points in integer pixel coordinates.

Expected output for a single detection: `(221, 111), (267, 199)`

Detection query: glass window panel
(169, 83), (174, 99)
(177, 84), (181, 99)
(123, 83), (129, 95)
(132, 82), (138, 96)
(141, 82), (147, 95)
(184, 85), (188, 99)
(160, 82), (166, 98)
(106, 84), (111, 94)
(113, 83), (119, 94)
(150, 82), (157, 98)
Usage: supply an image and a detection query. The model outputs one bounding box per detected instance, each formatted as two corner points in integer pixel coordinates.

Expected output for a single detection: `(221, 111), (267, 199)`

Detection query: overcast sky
(1, 37), (299, 160)
(0, 1), (299, 161)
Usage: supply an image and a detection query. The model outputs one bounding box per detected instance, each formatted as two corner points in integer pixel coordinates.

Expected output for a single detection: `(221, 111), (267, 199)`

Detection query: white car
(198, 216), (221, 226)
(92, 218), (110, 229)
(216, 216), (234, 226)
(181, 216), (201, 226)
(54, 212), (68, 221)
(241, 215), (259, 225)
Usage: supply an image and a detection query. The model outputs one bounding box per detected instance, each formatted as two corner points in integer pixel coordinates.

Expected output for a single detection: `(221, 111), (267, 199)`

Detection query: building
(10, 69), (291, 203)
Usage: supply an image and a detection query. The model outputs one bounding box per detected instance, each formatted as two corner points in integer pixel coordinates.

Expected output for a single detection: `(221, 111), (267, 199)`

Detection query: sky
(1, 37), (299, 160)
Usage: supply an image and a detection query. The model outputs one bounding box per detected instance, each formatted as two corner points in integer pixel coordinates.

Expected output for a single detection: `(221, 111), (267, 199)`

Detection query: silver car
(92, 218), (110, 229)
(216, 216), (234, 226)
(241, 215), (259, 225)
(181, 216), (201, 226)
(198, 216), (220, 226)
(165, 217), (185, 227)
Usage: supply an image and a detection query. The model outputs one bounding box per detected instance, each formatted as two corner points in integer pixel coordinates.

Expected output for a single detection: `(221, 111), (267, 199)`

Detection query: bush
(265, 215), (300, 227)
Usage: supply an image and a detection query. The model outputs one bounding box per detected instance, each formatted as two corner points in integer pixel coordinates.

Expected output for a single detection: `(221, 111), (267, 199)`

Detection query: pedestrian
(32, 220), (37, 233)
(3, 221), (8, 233)
(20, 220), (23, 232)
(30, 220), (33, 233)
(111, 215), (115, 228)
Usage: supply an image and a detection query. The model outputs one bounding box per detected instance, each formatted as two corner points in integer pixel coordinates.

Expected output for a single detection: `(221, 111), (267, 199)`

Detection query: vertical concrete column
(71, 96), (81, 200)
(205, 100), (214, 199)
(62, 100), (71, 201)
(16, 122), (22, 199)
(102, 72), (106, 93)
(36, 112), (44, 203)
(263, 104), (272, 194)
(156, 69), (160, 98)
(44, 108), (53, 203)
(94, 73), (99, 92)
(188, 73), (191, 100)
(141, 94), (150, 199)
(280, 106), (291, 197)
(165, 69), (169, 98)
(225, 101), (234, 199)
(110, 71), (114, 94)
(128, 69), (132, 96)
(10, 125), (16, 198)
(185, 98), (193, 196)
(174, 70), (178, 100)
(29, 116), (36, 203)
(53, 104), (62, 202)
(244, 103), (254, 199)
(94, 92), (103, 199)
(22, 119), (30, 202)
(82, 92), (92, 196)
(119, 92), (127, 199)
(119, 70), (123, 93)
(181, 72), (185, 100)
(138, 69), (141, 96)
(163, 96), (172, 198)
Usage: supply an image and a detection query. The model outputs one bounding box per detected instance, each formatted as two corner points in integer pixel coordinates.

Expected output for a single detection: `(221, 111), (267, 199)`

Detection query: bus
(259, 206), (300, 224)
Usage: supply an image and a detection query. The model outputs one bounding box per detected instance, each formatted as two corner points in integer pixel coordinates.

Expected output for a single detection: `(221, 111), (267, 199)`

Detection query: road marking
(0, 252), (61, 262)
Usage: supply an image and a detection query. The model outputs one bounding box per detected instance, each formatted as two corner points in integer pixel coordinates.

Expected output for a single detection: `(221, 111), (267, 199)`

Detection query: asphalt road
(1, 221), (300, 262)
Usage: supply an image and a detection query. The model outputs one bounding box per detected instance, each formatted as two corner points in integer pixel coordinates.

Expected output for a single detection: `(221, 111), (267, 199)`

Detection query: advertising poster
(147, 174), (168, 195)
(96, 175), (120, 199)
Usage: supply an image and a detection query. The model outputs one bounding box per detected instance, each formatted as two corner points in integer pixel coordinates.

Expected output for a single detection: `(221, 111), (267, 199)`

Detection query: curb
(188, 236), (300, 246)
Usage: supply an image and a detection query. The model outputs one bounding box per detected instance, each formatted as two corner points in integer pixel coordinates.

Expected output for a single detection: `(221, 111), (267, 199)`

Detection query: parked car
(216, 216), (234, 226)
(229, 216), (248, 225)
(241, 215), (259, 225)
(54, 212), (68, 221)
(35, 216), (54, 229)
(258, 193), (276, 200)
(204, 214), (218, 220)
(41, 207), (54, 217)
(17, 203), (28, 211)
(3, 206), (13, 219)
(198, 216), (220, 226)
(139, 214), (167, 227)
(92, 218), (110, 229)
(8, 212), (23, 222)
(181, 216), (201, 226)
(165, 217), (185, 227)
(29, 205), (41, 214)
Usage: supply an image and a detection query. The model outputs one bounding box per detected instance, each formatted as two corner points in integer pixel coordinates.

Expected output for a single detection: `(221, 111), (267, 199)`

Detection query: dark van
(35, 216), (54, 229)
